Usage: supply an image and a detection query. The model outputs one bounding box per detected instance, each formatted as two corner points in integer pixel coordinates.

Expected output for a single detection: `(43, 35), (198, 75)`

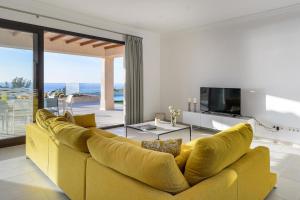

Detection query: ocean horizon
(0, 82), (123, 100)
(45, 83), (124, 101)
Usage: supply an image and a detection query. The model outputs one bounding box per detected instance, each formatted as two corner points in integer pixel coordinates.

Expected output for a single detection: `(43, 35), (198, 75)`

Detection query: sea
(44, 83), (124, 101)
(0, 82), (124, 101)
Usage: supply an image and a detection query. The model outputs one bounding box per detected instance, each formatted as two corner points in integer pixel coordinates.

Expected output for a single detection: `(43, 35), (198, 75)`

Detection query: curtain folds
(125, 35), (144, 125)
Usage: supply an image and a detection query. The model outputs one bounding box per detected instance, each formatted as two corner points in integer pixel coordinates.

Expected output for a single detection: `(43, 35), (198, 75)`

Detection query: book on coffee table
(136, 124), (157, 131)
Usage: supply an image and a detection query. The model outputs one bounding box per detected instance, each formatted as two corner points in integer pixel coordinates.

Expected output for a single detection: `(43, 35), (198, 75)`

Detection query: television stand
(182, 111), (255, 132)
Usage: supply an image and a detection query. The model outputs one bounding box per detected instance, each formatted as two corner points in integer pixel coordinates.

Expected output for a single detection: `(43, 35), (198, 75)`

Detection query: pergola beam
(93, 42), (111, 48)
(104, 44), (123, 50)
(80, 39), (98, 46)
(65, 37), (81, 44)
(50, 34), (66, 42)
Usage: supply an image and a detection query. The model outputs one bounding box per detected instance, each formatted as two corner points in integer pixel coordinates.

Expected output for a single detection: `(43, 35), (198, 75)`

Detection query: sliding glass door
(0, 27), (38, 144)
(0, 18), (124, 147)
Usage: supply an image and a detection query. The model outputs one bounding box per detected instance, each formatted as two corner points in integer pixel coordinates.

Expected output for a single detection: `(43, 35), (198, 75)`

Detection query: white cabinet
(201, 114), (229, 130)
(182, 111), (255, 132)
(182, 111), (201, 126)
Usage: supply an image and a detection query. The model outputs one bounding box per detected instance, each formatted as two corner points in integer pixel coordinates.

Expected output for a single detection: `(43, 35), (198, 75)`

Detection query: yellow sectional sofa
(26, 109), (276, 200)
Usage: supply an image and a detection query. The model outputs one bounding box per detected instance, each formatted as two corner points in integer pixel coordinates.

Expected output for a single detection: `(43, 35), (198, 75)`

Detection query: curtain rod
(0, 5), (142, 39)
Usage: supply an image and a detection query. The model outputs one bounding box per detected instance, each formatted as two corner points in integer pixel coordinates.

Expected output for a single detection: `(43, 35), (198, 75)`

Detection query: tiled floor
(67, 102), (124, 127)
(0, 127), (299, 199)
(0, 145), (68, 200)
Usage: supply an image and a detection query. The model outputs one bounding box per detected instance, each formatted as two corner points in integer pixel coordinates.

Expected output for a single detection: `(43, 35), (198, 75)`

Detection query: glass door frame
(0, 19), (44, 147)
(0, 18), (125, 147)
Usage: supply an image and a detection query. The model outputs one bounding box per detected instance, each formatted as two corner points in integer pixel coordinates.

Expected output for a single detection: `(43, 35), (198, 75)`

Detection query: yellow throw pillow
(36, 109), (56, 130)
(73, 113), (96, 128)
(48, 120), (93, 153)
(87, 135), (190, 194)
(184, 123), (253, 186)
(141, 138), (182, 157)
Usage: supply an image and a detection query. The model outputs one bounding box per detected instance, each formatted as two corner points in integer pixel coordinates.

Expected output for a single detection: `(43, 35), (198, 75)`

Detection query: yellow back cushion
(48, 121), (93, 153)
(89, 127), (117, 138)
(73, 113), (96, 128)
(87, 135), (190, 194)
(175, 144), (193, 172)
(184, 123), (253, 185)
(36, 109), (56, 129)
(112, 136), (141, 146)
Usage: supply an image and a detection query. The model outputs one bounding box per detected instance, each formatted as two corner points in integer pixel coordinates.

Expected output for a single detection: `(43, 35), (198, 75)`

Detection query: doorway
(43, 31), (125, 127)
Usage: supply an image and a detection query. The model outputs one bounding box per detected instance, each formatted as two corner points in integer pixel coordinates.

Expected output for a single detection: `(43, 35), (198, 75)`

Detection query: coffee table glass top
(126, 121), (189, 136)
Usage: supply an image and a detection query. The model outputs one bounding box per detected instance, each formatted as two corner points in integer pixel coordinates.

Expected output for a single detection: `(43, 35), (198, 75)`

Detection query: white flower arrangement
(168, 105), (181, 126)
(168, 105), (181, 117)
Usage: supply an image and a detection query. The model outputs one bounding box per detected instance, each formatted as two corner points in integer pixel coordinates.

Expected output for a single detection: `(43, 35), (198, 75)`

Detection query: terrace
(0, 28), (125, 139)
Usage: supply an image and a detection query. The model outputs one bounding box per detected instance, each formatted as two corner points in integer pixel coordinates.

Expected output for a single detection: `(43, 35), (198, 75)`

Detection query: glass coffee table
(126, 121), (192, 141)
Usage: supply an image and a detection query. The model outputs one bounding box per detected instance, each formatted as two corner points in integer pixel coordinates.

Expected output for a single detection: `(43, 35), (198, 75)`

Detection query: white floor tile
(0, 145), (68, 200)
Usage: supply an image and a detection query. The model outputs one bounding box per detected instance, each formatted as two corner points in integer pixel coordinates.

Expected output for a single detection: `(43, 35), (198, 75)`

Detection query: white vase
(170, 116), (177, 127)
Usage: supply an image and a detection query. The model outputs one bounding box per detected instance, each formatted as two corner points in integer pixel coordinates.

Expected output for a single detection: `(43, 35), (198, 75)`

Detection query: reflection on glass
(0, 28), (33, 138)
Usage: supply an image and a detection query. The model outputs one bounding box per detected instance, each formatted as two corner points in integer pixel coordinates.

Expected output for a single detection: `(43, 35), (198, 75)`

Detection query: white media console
(182, 111), (255, 132)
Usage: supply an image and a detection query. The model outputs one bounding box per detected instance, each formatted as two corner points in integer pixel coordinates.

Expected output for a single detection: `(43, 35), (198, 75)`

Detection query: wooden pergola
(45, 32), (123, 50)
(45, 32), (123, 49)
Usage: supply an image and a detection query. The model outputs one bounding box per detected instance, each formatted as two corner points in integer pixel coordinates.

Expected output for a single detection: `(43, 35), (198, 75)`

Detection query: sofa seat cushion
(89, 127), (118, 138)
(48, 121), (93, 153)
(87, 135), (190, 194)
(73, 113), (96, 128)
(184, 123), (253, 185)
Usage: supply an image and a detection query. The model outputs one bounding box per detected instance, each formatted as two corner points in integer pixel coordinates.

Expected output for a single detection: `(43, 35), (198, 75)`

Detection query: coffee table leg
(126, 126), (128, 138)
(157, 135), (160, 140)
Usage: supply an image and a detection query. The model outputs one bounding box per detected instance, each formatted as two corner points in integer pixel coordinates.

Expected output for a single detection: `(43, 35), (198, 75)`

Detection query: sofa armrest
(174, 168), (238, 200)
(227, 146), (276, 200)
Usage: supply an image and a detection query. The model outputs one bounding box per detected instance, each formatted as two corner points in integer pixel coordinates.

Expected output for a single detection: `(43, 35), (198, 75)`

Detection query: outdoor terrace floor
(0, 101), (124, 140)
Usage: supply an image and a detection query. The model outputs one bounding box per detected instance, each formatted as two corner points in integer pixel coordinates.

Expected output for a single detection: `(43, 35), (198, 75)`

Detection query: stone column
(100, 56), (114, 110)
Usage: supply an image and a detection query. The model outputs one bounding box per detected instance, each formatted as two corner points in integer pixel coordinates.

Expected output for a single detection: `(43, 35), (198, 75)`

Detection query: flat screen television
(200, 87), (241, 115)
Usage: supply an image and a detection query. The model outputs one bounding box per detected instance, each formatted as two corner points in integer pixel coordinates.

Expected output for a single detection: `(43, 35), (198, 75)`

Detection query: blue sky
(0, 47), (125, 84)
(0, 47), (32, 82)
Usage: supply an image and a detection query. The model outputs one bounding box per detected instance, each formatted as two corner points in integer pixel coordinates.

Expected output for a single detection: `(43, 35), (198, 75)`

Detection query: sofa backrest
(36, 109), (64, 130)
(184, 123), (253, 185)
(48, 120), (93, 153)
(87, 135), (190, 194)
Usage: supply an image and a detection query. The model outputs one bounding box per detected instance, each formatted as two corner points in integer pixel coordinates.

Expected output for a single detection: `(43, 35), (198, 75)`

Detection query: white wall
(161, 6), (300, 143)
(0, 0), (161, 120)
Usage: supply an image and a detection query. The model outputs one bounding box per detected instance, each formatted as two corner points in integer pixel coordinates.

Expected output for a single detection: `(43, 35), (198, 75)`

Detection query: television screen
(200, 87), (241, 115)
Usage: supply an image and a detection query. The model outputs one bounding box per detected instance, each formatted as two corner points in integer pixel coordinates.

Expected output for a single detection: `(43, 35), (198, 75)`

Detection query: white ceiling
(33, 0), (300, 32)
